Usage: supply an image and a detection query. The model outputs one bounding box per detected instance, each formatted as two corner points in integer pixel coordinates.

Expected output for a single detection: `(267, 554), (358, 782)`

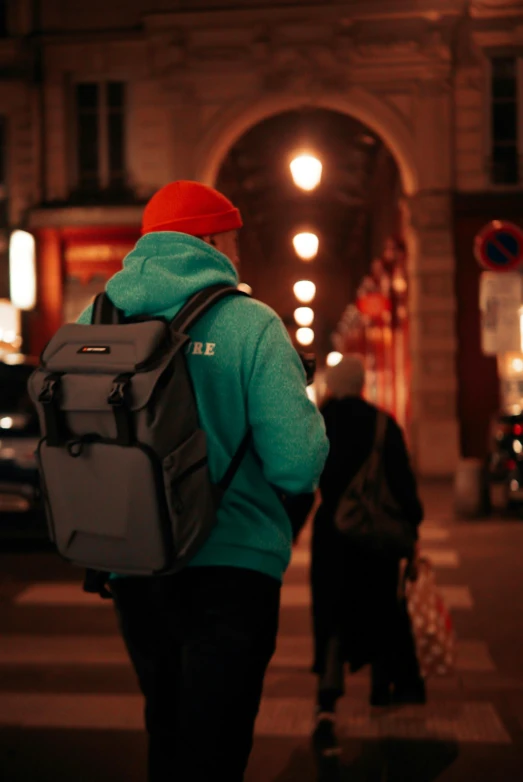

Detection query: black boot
(312, 711), (341, 757)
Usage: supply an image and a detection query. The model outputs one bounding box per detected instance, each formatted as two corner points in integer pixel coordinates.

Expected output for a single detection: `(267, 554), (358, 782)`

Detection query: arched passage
(194, 86), (459, 476)
(195, 87), (419, 197)
(200, 95), (414, 433)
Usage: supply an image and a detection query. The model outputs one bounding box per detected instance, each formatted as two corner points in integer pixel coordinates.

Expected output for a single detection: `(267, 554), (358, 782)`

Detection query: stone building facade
(0, 0), (522, 476)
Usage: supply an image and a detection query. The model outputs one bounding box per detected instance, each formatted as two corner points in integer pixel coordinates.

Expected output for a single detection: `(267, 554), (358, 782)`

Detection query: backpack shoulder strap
(92, 293), (125, 325)
(171, 284), (249, 334)
(174, 284), (251, 501)
(217, 431), (251, 494)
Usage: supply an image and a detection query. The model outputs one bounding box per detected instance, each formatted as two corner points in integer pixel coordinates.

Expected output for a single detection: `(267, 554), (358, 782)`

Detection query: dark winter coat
(311, 396), (423, 674)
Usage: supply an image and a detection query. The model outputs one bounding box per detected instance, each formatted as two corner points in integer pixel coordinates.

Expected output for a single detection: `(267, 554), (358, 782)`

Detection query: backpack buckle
(39, 373), (61, 404)
(108, 374), (132, 407)
(108, 373), (135, 446)
(38, 373), (64, 447)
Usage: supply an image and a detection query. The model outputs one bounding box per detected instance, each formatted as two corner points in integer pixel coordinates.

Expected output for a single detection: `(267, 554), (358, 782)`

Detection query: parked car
(0, 355), (48, 541)
(486, 410), (523, 511)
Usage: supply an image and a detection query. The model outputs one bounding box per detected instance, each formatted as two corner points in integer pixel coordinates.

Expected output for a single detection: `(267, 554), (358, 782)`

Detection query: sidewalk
(1, 479), (523, 780)
(420, 479), (456, 521)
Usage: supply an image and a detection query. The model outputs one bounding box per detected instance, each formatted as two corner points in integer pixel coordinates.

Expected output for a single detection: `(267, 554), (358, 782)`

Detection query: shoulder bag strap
(365, 410), (388, 488)
(171, 283), (249, 334)
(92, 293), (125, 325)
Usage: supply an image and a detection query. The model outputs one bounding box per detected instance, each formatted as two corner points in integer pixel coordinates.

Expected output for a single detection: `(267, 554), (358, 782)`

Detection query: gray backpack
(28, 284), (249, 576)
(334, 411), (415, 557)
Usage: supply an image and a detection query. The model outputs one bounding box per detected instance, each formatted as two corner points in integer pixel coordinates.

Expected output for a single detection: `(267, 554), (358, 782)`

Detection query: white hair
(325, 354), (365, 399)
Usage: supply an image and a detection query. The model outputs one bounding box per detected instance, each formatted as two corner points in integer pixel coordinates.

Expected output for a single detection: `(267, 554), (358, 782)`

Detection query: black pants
(111, 566), (280, 782)
(317, 600), (422, 710)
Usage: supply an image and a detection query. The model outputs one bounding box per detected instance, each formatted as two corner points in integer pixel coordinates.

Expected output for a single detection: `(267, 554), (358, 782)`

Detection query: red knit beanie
(142, 180), (242, 237)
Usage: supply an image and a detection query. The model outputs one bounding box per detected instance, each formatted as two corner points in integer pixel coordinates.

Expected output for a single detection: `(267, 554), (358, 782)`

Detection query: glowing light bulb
(293, 232), (319, 261)
(293, 280), (316, 304)
(290, 154), (322, 191)
(294, 307), (314, 327)
(296, 327), (314, 346)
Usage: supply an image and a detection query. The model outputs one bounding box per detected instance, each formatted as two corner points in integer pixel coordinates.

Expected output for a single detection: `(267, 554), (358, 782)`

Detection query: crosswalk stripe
(290, 549), (460, 568)
(15, 583), (106, 607)
(0, 693), (509, 742)
(420, 527), (450, 542)
(279, 584), (473, 610)
(271, 638), (492, 672)
(424, 549), (460, 567)
(14, 581), (474, 610)
(0, 636), (495, 672)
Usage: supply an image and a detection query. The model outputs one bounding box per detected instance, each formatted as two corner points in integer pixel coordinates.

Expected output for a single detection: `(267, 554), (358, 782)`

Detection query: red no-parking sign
(474, 221), (523, 272)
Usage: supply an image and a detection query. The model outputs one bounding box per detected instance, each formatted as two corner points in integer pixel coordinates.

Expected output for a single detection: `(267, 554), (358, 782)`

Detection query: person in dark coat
(311, 354), (424, 755)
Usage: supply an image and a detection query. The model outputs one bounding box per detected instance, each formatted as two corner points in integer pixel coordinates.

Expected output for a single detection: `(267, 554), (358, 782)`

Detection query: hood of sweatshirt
(106, 231), (239, 319)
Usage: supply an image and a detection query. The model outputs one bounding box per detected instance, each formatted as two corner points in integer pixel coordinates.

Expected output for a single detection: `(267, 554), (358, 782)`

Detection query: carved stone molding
(148, 32), (188, 80)
(192, 46), (249, 64)
(471, 0), (523, 18)
(251, 32), (272, 64)
(260, 45), (348, 96)
(346, 26), (452, 65)
(416, 73), (453, 97)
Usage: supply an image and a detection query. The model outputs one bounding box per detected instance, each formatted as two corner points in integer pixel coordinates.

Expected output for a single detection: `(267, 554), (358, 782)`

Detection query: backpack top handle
(92, 292), (125, 325)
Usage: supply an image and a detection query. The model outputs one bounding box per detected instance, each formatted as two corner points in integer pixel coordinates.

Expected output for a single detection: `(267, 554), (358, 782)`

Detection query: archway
(195, 88), (419, 196)
(203, 96), (416, 432)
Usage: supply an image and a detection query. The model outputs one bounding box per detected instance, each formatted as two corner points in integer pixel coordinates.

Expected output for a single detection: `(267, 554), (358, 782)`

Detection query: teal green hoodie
(78, 232), (329, 582)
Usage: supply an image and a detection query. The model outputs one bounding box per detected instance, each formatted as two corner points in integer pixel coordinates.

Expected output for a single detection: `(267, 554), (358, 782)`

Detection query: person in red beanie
(77, 180), (329, 781)
(141, 180), (243, 267)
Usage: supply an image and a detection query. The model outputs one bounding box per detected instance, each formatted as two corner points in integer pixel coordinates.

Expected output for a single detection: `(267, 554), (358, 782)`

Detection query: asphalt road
(1, 484), (523, 781)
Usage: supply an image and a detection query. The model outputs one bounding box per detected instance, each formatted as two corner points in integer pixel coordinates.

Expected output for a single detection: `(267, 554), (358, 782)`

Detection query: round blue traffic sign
(475, 221), (523, 272)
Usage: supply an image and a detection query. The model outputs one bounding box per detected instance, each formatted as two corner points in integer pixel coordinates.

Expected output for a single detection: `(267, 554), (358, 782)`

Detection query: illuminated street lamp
(237, 282), (253, 295)
(294, 307), (314, 327)
(290, 154), (322, 191)
(326, 351), (343, 367)
(0, 299), (21, 356)
(296, 327), (314, 346)
(293, 232), (319, 261)
(293, 280), (316, 303)
(9, 230), (36, 310)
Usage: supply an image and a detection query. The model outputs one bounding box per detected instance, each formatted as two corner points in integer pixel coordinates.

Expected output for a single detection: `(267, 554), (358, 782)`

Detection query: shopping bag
(404, 558), (455, 678)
